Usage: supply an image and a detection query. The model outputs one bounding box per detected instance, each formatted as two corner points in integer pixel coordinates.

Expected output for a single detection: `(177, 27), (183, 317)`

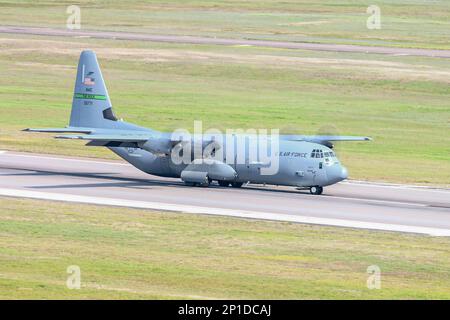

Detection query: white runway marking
(0, 188), (449, 237)
(343, 180), (450, 192)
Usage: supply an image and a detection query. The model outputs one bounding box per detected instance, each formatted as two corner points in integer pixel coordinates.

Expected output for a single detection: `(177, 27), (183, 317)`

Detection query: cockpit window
(312, 149), (338, 165)
(311, 149), (337, 159)
(311, 149), (325, 158)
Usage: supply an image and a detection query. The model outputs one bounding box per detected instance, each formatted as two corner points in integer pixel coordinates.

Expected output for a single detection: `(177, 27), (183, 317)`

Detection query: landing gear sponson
(187, 179), (244, 188)
(189, 178), (323, 196)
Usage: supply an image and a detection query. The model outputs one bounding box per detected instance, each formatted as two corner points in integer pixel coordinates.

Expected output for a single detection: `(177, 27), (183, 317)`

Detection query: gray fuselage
(109, 137), (348, 188)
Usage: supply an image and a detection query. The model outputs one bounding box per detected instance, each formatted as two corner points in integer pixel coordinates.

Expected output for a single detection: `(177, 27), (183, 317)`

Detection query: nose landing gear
(309, 186), (323, 195)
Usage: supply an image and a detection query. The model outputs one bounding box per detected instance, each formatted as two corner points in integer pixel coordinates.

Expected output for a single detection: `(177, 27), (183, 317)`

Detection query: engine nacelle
(180, 159), (237, 184)
(139, 139), (172, 155)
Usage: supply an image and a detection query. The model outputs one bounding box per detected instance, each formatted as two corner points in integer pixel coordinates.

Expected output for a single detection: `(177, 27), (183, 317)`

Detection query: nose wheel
(309, 186), (323, 195)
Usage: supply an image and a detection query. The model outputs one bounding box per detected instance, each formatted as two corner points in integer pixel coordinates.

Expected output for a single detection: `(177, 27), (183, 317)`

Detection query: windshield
(311, 149), (336, 158)
(311, 149), (337, 164)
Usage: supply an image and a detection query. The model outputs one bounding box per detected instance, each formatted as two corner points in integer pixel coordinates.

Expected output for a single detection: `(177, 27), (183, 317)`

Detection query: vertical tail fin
(69, 50), (118, 128)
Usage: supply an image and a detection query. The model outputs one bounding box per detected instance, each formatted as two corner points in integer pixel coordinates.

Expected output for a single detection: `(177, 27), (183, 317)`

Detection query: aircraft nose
(325, 164), (348, 185)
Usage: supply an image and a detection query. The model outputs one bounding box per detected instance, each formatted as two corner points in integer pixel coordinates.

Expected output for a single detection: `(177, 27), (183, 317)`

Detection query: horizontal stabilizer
(23, 127), (93, 134)
(286, 135), (371, 142)
(55, 134), (150, 143)
(313, 136), (371, 142)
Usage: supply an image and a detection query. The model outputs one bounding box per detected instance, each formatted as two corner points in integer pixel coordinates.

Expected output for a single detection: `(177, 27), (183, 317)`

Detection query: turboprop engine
(139, 138), (172, 156)
(180, 159), (237, 186)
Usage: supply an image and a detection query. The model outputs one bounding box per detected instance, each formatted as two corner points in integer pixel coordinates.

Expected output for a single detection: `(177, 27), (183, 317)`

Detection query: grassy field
(1, 196), (449, 299)
(0, 34), (449, 185)
(0, 1), (450, 49)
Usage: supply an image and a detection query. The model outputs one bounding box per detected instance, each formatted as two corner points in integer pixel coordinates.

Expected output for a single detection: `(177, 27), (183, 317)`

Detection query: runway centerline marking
(0, 187), (449, 237)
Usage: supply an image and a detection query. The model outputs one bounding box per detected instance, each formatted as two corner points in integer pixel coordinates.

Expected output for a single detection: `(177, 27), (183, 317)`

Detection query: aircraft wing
(56, 133), (220, 155)
(285, 135), (372, 147)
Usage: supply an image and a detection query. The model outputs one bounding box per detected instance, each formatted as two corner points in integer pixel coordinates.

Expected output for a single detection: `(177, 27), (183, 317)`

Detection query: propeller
(316, 124), (340, 151)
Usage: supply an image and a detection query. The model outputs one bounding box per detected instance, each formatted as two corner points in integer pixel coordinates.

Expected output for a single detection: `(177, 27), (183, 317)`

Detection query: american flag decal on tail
(80, 65), (95, 86)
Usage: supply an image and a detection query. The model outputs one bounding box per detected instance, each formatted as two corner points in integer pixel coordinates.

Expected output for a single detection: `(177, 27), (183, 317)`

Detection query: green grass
(1, 196), (450, 299)
(0, 34), (449, 185)
(0, 0), (450, 49)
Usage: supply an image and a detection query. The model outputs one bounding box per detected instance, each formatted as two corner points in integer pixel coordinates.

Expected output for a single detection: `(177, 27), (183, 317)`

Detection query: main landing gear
(218, 180), (230, 187)
(217, 180), (244, 188)
(309, 186), (323, 195)
(185, 178), (244, 188)
(184, 177), (212, 187)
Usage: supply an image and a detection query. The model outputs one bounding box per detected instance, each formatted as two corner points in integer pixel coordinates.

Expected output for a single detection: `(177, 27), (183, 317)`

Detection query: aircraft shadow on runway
(0, 166), (316, 196)
(1, 166), (177, 190)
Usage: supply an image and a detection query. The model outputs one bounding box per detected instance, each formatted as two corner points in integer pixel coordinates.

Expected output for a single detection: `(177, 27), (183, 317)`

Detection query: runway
(1, 151), (450, 236)
(1, 25), (450, 58)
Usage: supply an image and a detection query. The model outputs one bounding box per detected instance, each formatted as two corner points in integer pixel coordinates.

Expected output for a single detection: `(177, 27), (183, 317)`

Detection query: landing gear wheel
(199, 177), (212, 187)
(309, 186), (323, 195)
(184, 177), (211, 187)
(231, 182), (243, 188)
(218, 180), (230, 187)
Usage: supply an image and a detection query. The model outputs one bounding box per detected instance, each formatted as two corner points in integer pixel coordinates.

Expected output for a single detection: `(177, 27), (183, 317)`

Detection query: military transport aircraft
(25, 51), (371, 195)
